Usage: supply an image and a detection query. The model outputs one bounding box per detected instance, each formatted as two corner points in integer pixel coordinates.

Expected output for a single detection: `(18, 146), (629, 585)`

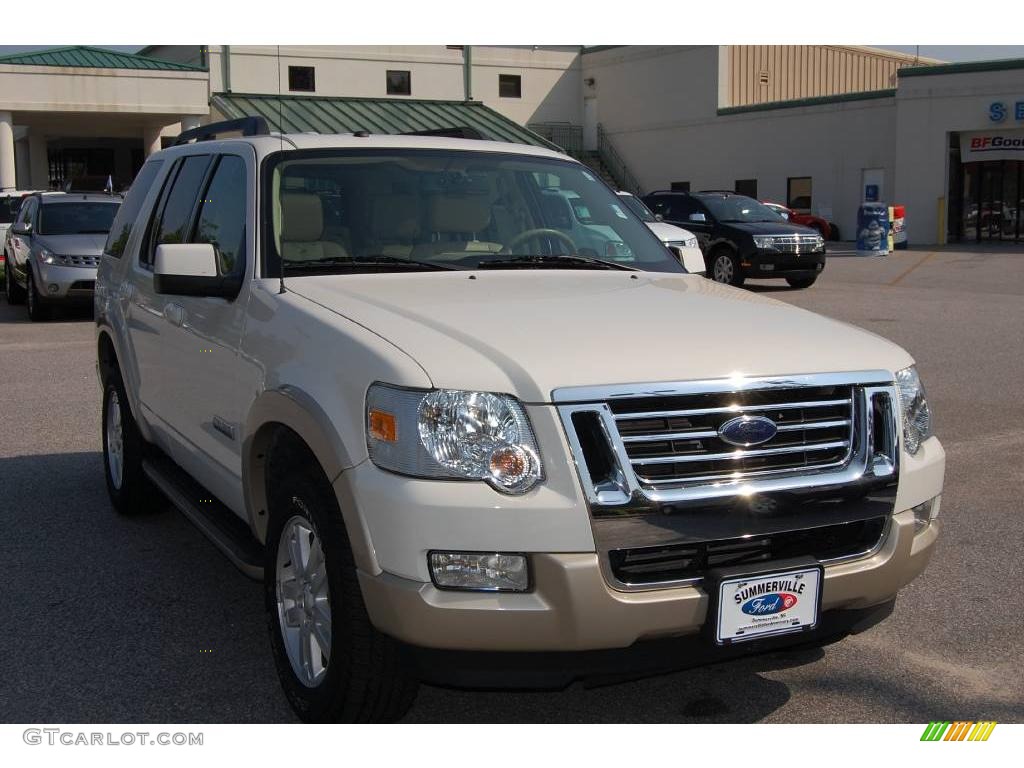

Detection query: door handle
(163, 303), (185, 327)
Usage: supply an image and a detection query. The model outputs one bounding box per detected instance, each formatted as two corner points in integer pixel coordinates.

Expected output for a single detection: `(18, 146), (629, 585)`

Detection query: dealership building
(2, 44), (1023, 245)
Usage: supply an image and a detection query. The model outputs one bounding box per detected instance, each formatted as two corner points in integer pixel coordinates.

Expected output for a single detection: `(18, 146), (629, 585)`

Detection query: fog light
(428, 551), (529, 592)
(911, 497), (940, 531)
(48, 284), (60, 294)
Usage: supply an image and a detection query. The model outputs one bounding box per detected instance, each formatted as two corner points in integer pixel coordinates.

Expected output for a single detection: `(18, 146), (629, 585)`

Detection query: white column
(143, 125), (164, 157)
(0, 111), (16, 191)
(28, 133), (49, 190)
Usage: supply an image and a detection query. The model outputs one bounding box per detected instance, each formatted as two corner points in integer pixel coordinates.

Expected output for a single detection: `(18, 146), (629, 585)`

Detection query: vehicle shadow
(0, 294), (93, 323)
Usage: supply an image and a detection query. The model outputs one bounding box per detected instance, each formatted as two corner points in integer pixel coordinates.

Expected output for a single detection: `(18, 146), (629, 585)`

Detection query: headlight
(39, 248), (66, 266)
(814, 234), (825, 250)
(895, 365), (933, 455)
(366, 384), (543, 494)
(682, 235), (699, 249)
(752, 235), (777, 250)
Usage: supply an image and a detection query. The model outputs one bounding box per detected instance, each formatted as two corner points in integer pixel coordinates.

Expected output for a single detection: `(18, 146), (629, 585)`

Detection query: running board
(142, 455), (264, 580)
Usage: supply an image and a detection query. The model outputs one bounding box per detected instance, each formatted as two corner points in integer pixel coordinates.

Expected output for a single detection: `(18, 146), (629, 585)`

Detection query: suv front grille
(768, 234), (821, 254)
(608, 517), (887, 586)
(611, 384), (854, 487)
(64, 254), (100, 267)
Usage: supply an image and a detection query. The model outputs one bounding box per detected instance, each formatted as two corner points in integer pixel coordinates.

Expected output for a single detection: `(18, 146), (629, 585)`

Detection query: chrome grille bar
(614, 398), (852, 421)
(630, 440), (850, 465)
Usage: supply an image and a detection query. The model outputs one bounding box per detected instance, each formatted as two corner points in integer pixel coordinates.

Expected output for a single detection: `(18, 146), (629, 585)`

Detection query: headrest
(371, 195), (420, 240)
(428, 195), (492, 233)
(280, 192), (324, 242)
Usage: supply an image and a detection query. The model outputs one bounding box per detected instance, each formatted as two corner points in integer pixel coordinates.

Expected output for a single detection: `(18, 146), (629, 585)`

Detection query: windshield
(265, 149), (682, 274)
(617, 194), (656, 223)
(700, 195), (782, 224)
(38, 202), (120, 235)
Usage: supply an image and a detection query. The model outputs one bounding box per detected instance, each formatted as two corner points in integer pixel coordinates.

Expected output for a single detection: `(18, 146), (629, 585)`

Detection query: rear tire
(786, 275), (818, 289)
(265, 437), (418, 723)
(4, 261), (25, 304)
(709, 247), (744, 287)
(26, 269), (50, 321)
(102, 368), (151, 515)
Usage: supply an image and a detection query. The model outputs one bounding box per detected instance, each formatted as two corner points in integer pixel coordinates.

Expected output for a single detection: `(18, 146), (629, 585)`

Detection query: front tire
(102, 369), (150, 514)
(786, 275), (818, 289)
(5, 261), (25, 304)
(710, 247), (744, 286)
(265, 443), (418, 723)
(26, 269), (50, 321)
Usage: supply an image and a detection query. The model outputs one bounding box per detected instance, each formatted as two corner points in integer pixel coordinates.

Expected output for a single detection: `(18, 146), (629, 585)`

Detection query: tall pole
(463, 46), (473, 101)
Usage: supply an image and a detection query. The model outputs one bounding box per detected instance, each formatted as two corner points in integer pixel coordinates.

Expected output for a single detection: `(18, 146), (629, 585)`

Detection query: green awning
(210, 92), (560, 151)
(0, 45), (203, 72)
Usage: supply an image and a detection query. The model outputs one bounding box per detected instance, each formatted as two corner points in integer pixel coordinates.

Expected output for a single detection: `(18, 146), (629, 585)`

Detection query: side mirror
(12, 222), (31, 236)
(779, 211), (791, 220)
(654, 214), (664, 222)
(154, 243), (240, 299)
(688, 213), (707, 223)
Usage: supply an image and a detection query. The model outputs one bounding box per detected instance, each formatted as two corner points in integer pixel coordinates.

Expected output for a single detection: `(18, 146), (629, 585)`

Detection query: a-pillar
(0, 111), (16, 191)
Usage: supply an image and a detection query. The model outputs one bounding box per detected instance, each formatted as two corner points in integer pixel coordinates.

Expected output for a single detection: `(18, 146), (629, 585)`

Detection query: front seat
(411, 195), (503, 260)
(279, 192), (348, 262)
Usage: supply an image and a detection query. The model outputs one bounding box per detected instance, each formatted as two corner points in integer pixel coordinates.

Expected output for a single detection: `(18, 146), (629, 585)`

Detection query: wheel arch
(243, 387), (378, 574)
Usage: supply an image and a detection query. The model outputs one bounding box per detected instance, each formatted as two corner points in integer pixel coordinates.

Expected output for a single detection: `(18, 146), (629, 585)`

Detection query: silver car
(4, 192), (121, 321)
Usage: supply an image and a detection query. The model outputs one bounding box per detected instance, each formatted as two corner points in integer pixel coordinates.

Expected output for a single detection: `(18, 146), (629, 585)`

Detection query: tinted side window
(192, 156), (247, 276)
(104, 160), (164, 258)
(146, 155), (212, 267)
(674, 198), (702, 219)
(646, 196), (670, 218)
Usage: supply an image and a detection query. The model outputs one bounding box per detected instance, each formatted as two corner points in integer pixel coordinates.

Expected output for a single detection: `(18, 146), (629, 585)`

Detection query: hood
(289, 271), (912, 403)
(645, 221), (696, 243)
(726, 220), (819, 236)
(34, 233), (107, 254)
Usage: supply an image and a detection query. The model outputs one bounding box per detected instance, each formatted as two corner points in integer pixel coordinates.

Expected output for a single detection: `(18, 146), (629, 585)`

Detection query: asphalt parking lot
(1, 246), (1022, 724)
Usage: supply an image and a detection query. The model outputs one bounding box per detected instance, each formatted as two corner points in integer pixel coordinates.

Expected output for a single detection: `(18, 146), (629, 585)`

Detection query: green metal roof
(211, 92), (560, 150)
(0, 45), (203, 71)
(899, 57), (1024, 78)
(717, 88), (896, 116)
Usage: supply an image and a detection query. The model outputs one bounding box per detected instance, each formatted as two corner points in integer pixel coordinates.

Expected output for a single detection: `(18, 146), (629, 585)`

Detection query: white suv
(95, 119), (945, 722)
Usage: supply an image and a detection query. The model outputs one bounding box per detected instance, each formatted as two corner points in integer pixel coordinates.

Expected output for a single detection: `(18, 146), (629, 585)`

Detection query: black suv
(643, 191), (826, 288)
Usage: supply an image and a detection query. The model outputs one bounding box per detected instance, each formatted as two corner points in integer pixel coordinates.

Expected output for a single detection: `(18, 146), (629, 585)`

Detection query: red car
(764, 202), (838, 240)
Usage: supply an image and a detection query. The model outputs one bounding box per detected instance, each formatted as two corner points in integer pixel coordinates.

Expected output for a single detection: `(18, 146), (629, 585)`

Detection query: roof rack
(401, 126), (485, 140)
(173, 116), (270, 146)
(696, 189), (737, 195)
(647, 189), (691, 196)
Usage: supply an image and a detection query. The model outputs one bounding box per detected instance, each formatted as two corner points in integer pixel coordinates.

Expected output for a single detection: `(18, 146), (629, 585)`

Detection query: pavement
(1, 247), (1022, 723)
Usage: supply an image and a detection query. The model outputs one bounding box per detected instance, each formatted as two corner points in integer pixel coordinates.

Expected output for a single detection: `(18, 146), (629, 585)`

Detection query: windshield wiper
(476, 254), (635, 271)
(283, 255), (463, 271)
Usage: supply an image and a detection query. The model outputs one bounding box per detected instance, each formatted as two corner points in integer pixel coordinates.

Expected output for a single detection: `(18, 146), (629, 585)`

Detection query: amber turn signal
(368, 409), (397, 442)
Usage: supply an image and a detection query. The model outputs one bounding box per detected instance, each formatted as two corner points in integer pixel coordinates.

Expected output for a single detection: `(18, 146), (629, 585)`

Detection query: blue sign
(864, 184), (879, 202)
(989, 101), (1024, 122)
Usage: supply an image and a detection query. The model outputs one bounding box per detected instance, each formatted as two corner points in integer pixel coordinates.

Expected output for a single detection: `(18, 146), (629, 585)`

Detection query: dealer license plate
(715, 566), (821, 644)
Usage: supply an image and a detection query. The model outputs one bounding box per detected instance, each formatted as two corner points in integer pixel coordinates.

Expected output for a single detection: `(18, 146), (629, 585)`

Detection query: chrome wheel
(276, 512), (331, 688)
(105, 388), (124, 490)
(713, 252), (734, 283)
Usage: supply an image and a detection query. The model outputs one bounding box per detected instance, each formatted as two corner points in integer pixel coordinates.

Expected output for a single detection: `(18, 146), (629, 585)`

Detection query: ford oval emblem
(741, 592), (798, 616)
(718, 415), (778, 447)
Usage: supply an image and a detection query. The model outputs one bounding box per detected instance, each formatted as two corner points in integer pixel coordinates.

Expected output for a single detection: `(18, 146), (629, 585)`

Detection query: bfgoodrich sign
(960, 129), (1024, 162)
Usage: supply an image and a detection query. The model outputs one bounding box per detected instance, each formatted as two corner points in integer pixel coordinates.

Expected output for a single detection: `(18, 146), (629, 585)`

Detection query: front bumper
(359, 507), (939, 653)
(741, 248), (826, 278)
(32, 262), (97, 301)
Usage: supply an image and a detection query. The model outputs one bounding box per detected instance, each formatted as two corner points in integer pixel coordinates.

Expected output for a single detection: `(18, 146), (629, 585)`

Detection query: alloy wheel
(105, 388), (124, 490)
(275, 513), (332, 688)
(713, 253), (734, 283)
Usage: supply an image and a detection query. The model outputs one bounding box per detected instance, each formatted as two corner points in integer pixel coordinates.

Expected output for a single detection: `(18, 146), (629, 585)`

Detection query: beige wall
(727, 46), (936, 107)
(186, 45), (582, 125)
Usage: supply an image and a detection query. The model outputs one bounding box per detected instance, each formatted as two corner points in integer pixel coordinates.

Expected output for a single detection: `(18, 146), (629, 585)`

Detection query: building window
(386, 70), (411, 96)
(735, 179), (758, 198)
(787, 177), (812, 211)
(288, 66), (315, 93)
(499, 74), (522, 99)
(670, 181), (690, 193)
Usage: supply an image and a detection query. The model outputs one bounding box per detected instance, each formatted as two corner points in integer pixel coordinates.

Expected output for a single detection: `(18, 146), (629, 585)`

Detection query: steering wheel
(502, 228), (577, 255)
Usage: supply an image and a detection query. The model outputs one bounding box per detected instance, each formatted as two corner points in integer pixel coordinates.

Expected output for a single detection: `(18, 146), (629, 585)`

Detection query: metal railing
(527, 122), (584, 158)
(596, 123), (643, 196)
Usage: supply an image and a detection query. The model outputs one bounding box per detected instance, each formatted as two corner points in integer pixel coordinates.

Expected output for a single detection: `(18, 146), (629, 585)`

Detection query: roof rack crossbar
(400, 126), (486, 140)
(173, 116), (270, 146)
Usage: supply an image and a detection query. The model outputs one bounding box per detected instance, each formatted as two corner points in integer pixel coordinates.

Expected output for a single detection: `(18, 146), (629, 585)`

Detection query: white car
(94, 119), (944, 722)
(617, 191), (706, 275)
